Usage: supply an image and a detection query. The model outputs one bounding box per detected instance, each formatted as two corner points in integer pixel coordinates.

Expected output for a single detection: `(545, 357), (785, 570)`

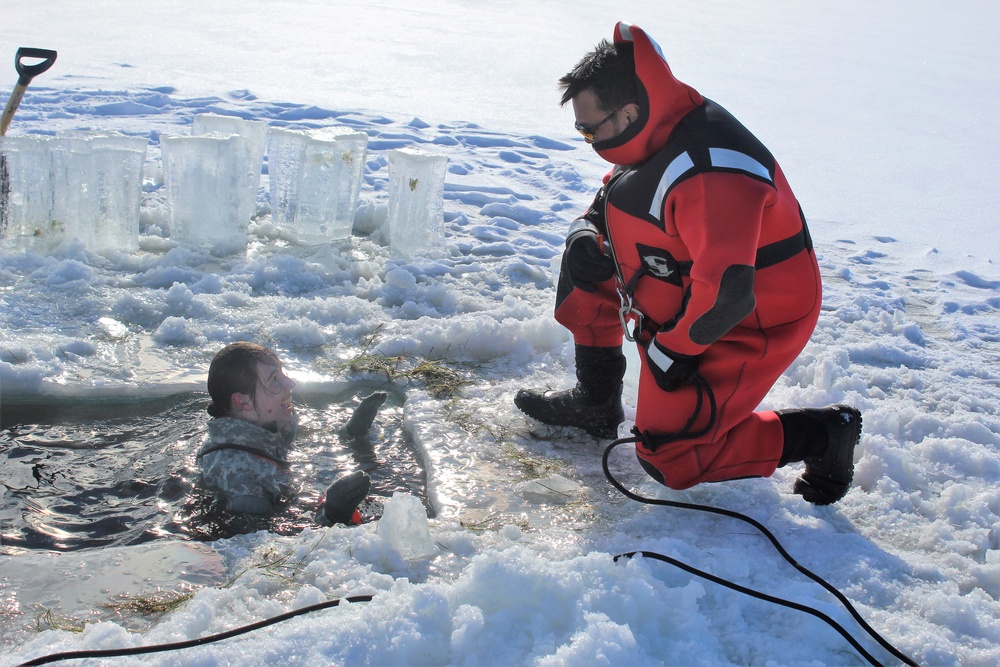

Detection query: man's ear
(623, 102), (641, 124)
(231, 392), (254, 412)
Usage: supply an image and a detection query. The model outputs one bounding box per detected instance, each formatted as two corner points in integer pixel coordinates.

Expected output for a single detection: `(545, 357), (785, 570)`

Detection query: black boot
(777, 405), (862, 505)
(515, 345), (626, 439)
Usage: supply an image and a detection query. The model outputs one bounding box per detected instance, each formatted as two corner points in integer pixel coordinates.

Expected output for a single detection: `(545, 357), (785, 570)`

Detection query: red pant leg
(552, 271), (624, 348)
(634, 310), (819, 489)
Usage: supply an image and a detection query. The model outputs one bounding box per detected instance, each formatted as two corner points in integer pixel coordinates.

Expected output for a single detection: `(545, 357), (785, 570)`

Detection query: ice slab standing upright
(90, 134), (147, 252)
(266, 127), (309, 229)
(310, 127), (368, 240)
(161, 132), (252, 252)
(49, 135), (94, 248)
(61, 132), (147, 253)
(387, 148), (447, 258)
(0, 135), (54, 250)
(192, 113), (267, 226)
(267, 126), (368, 243)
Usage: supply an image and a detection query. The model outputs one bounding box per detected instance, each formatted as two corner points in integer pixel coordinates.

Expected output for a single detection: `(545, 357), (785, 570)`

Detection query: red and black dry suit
(555, 23), (822, 489)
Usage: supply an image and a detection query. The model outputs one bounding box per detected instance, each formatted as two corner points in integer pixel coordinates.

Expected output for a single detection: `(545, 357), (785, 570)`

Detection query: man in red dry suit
(515, 22), (861, 504)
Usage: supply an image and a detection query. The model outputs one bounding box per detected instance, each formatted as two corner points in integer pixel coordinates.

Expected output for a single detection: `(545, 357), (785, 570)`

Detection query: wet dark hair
(206, 342), (281, 418)
(558, 39), (638, 111)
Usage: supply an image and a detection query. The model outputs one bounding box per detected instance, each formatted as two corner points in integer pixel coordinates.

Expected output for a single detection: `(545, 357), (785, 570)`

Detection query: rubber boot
(777, 405), (862, 505)
(514, 345), (626, 439)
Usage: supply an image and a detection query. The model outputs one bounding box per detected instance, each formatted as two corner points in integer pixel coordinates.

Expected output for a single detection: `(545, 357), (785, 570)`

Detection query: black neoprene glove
(323, 470), (371, 524)
(565, 219), (616, 293)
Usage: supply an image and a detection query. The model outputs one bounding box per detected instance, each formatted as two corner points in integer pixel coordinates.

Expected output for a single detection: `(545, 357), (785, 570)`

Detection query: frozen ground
(2, 0), (999, 664)
(0, 86), (997, 666)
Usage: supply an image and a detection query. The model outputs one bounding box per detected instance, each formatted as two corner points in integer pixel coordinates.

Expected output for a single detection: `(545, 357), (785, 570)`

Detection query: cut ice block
(49, 131), (147, 252)
(266, 127), (309, 227)
(0, 135), (55, 250)
(87, 134), (147, 252)
(387, 148), (447, 258)
(267, 126), (368, 243)
(310, 127), (368, 239)
(96, 137), (146, 251)
(50, 135), (95, 248)
(1, 131), (145, 253)
(192, 113), (266, 225)
(161, 132), (252, 251)
(377, 492), (437, 560)
(296, 136), (345, 242)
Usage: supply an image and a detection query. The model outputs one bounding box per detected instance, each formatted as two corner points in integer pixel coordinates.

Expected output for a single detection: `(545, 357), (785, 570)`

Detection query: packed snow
(1, 1), (998, 666)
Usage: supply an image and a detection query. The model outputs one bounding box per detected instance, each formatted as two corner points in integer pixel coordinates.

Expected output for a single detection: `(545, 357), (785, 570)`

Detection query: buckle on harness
(618, 291), (639, 342)
(618, 288), (652, 344)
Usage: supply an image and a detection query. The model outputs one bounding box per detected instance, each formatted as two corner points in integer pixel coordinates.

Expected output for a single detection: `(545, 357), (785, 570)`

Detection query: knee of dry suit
(636, 452), (672, 487)
(635, 447), (705, 491)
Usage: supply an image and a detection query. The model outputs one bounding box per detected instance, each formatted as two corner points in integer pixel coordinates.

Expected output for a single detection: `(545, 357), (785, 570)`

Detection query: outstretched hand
(344, 391), (388, 436)
(323, 470), (371, 524)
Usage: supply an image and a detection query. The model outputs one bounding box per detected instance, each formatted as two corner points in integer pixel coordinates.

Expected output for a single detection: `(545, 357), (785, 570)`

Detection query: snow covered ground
(1, 2), (998, 666)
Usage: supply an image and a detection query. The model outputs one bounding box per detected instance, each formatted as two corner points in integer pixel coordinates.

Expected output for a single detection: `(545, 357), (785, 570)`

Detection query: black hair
(558, 39), (638, 111)
(206, 342), (281, 418)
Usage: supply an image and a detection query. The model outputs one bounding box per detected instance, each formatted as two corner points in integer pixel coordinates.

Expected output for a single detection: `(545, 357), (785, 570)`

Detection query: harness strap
(199, 443), (291, 470)
(619, 221), (812, 343)
(755, 220), (812, 271)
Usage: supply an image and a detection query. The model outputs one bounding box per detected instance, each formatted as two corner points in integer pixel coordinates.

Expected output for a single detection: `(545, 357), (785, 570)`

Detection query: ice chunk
(1, 132), (145, 253)
(267, 126), (368, 243)
(161, 132), (252, 252)
(47, 131), (147, 253)
(49, 135), (94, 248)
(516, 474), (582, 504)
(266, 127), (309, 228)
(297, 135), (347, 242)
(387, 147), (447, 258)
(0, 135), (55, 250)
(85, 133), (146, 252)
(311, 127), (368, 239)
(192, 113), (267, 225)
(377, 492), (437, 560)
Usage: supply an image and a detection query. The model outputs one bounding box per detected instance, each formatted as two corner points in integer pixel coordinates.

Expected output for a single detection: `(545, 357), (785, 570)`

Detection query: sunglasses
(574, 106), (623, 143)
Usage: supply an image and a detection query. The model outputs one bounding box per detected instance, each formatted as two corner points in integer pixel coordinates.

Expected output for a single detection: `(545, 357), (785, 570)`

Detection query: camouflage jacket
(197, 417), (299, 514)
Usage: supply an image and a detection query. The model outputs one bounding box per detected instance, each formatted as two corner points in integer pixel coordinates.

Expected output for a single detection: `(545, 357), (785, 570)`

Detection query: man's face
(571, 89), (631, 145)
(249, 361), (296, 426)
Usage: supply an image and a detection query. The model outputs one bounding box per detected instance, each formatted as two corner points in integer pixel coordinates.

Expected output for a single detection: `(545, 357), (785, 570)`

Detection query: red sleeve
(653, 171), (774, 356)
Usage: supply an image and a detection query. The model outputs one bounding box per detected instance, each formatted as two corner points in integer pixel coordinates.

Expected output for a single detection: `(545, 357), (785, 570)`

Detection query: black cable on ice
(603, 436), (918, 667)
(18, 595), (374, 666)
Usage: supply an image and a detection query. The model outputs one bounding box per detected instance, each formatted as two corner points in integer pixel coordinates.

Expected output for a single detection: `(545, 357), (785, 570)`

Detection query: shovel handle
(1, 83), (27, 135)
(15, 47), (57, 86)
(1, 48), (57, 136)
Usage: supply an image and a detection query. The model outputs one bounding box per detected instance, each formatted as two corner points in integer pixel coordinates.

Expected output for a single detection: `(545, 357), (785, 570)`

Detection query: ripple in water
(0, 386), (427, 553)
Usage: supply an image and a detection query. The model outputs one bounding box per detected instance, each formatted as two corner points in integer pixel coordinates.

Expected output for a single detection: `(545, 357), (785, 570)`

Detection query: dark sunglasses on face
(574, 106), (623, 143)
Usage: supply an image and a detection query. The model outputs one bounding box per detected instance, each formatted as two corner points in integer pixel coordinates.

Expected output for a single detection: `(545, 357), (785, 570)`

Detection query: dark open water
(0, 385), (427, 553)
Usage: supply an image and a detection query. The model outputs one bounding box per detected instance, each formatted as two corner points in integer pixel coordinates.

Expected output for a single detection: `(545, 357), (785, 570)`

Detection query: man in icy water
(198, 342), (386, 524)
(515, 22), (862, 505)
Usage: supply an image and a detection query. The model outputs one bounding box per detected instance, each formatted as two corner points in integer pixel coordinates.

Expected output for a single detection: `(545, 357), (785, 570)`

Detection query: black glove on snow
(323, 470), (371, 524)
(565, 220), (616, 293)
(642, 339), (699, 392)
